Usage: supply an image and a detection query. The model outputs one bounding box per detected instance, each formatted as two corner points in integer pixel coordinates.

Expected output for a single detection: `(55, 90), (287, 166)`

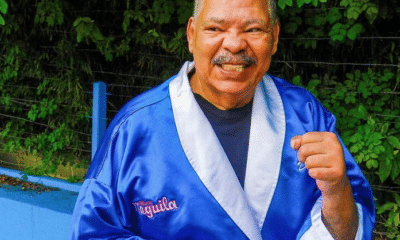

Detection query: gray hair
(193, 0), (277, 25)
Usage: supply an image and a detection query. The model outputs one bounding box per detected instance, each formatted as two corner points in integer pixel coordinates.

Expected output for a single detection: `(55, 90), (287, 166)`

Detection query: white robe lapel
(169, 62), (261, 240)
(169, 62), (286, 238)
(244, 75), (286, 229)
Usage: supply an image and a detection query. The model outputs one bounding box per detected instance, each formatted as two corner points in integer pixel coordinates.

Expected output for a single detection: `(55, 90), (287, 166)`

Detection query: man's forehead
(201, 0), (270, 11)
(201, 0), (270, 7)
(198, 0), (271, 22)
(203, 17), (268, 26)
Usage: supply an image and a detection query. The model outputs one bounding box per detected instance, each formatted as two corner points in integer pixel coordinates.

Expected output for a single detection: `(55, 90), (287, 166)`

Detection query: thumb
(291, 135), (302, 150)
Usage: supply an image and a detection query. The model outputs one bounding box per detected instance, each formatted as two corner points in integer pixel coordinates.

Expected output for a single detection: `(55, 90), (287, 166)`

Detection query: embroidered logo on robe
(133, 197), (179, 218)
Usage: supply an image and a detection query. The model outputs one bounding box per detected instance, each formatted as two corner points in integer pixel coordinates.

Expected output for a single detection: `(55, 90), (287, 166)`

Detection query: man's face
(187, 0), (279, 103)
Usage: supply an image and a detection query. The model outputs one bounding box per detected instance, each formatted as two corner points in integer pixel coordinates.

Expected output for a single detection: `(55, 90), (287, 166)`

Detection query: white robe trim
(169, 61), (286, 239)
(299, 197), (364, 240)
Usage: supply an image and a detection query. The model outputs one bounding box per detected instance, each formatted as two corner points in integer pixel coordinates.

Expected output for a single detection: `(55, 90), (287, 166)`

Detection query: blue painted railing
(91, 81), (107, 160)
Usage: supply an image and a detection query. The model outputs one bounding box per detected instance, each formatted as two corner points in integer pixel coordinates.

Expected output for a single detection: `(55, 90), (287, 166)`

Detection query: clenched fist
(291, 132), (347, 196)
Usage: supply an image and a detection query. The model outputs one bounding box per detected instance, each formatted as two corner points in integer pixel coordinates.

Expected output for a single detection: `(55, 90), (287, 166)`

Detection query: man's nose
(222, 31), (247, 54)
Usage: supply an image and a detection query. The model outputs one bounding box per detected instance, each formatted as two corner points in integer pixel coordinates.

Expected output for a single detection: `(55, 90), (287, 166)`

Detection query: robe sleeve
(295, 100), (375, 240)
(297, 197), (364, 240)
(70, 113), (150, 240)
(69, 179), (148, 240)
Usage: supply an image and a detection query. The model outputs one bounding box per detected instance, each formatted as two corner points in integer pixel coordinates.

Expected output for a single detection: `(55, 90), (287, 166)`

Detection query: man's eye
(247, 28), (262, 33)
(207, 27), (221, 32)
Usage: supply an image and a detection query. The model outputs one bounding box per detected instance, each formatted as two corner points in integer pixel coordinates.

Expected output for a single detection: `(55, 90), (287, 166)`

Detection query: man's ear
(187, 17), (195, 54)
(271, 20), (280, 56)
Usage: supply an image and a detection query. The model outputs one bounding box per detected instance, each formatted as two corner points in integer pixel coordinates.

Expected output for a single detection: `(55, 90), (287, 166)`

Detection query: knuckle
(308, 169), (319, 179)
(298, 146), (308, 158)
(326, 132), (337, 141)
(331, 168), (345, 180)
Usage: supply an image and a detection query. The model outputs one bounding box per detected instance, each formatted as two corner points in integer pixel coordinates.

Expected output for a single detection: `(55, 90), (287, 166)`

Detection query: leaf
(350, 133), (362, 143)
(350, 145), (359, 153)
(0, 0), (8, 14)
(93, 28), (104, 41)
(286, 0), (293, 7)
(379, 157), (392, 183)
(73, 17), (83, 27)
(347, 23), (363, 40)
(77, 34), (83, 43)
(366, 160), (372, 169)
(394, 213), (400, 227)
(0, 15), (4, 25)
(351, 23), (363, 34)
(332, 34), (344, 42)
(388, 136), (400, 149)
(312, 0), (318, 7)
(278, 0), (286, 9)
(347, 28), (357, 40)
(366, 5), (379, 24)
(357, 105), (368, 119)
(327, 7), (342, 24)
(308, 79), (321, 89)
(332, 23), (343, 30)
(367, 118), (376, 126)
(148, 29), (159, 37)
(346, 73), (354, 80)
(292, 75), (303, 87)
(382, 123), (390, 134)
(370, 153), (378, 159)
(394, 193), (400, 206)
(311, 40), (317, 49)
(377, 202), (395, 214)
(372, 160), (378, 168)
(296, 0), (305, 7)
(390, 161), (400, 181)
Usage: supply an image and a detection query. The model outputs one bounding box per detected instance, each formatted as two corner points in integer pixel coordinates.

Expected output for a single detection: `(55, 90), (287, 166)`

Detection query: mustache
(211, 53), (258, 66)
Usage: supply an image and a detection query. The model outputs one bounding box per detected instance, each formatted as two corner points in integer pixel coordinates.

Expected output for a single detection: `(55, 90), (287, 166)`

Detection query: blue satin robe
(70, 62), (375, 240)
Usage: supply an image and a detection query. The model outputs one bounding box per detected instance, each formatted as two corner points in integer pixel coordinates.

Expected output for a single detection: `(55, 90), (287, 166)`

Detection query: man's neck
(188, 72), (255, 110)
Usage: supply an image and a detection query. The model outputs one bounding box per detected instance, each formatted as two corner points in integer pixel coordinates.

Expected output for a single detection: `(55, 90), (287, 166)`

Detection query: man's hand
(291, 132), (358, 240)
(291, 132), (346, 196)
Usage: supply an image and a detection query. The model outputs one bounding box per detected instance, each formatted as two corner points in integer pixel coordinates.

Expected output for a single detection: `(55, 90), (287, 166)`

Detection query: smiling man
(70, 0), (375, 239)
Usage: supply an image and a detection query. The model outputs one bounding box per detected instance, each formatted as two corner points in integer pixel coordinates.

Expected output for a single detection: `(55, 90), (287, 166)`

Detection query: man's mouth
(220, 64), (248, 72)
(212, 53), (257, 72)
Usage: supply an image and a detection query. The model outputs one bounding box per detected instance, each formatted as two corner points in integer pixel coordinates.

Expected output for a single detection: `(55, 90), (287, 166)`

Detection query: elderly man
(70, 0), (375, 239)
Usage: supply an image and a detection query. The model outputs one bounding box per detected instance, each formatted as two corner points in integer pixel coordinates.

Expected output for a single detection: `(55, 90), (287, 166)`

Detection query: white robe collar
(169, 61), (286, 239)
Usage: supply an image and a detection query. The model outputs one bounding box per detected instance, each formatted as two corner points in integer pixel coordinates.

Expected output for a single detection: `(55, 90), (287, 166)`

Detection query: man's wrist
(321, 180), (358, 240)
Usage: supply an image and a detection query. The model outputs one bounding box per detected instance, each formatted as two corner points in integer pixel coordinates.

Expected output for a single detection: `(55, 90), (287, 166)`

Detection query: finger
(303, 154), (331, 170)
(297, 142), (328, 162)
(298, 132), (325, 145)
(308, 168), (340, 182)
(291, 135), (302, 150)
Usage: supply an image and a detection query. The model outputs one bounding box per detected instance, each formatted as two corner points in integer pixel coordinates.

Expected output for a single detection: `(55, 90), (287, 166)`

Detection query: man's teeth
(221, 64), (245, 72)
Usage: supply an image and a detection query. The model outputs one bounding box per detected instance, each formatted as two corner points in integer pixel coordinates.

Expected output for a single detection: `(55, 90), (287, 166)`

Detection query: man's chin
(209, 80), (257, 97)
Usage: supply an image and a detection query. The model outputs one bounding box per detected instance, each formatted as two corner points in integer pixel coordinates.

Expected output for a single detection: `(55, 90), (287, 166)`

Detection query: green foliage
(279, 0), (327, 10)
(35, 0), (64, 26)
(0, 0), (7, 25)
(317, 69), (400, 182)
(280, 0), (378, 47)
(377, 193), (400, 239)
(340, 0), (379, 24)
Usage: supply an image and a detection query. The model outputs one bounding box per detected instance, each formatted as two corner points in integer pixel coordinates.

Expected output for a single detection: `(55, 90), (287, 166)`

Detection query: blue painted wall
(0, 167), (81, 240)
